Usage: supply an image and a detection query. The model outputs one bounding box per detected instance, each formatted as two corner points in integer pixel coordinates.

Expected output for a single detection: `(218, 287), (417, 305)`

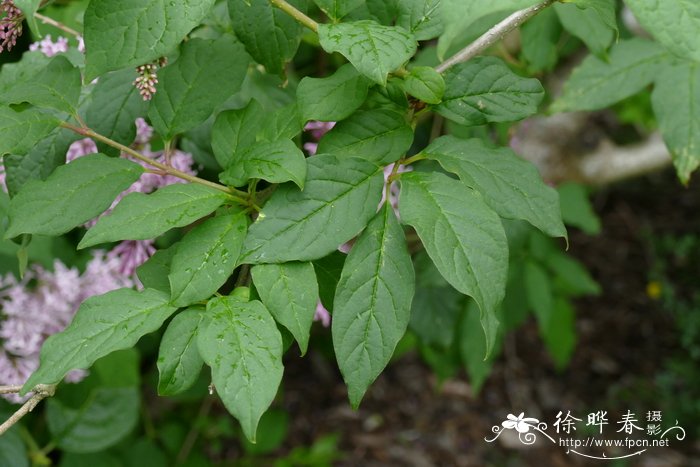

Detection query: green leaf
(625, 0), (700, 63)
(211, 100), (265, 169)
(409, 251), (464, 348)
(401, 66), (445, 104)
(0, 423), (28, 467)
(524, 260), (553, 330)
(259, 103), (304, 142)
(85, 68), (147, 157)
(0, 106), (61, 157)
(552, 38), (667, 112)
(5, 154), (144, 239)
(47, 387), (139, 453)
(22, 288), (177, 393)
(228, 0), (307, 75)
(318, 20), (417, 85)
(438, 0), (540, 58)
(241, 155), (384, 263)
(459, 301), (496, 394)
(652, 61), (700, 184)
(399, 171), (508, 354)
(313, 0), (364, 21)
(149, 37), (250, 140)
(548, 251), (601, 297)
(564, 0), (618, 31)
(13, 0), (41, 36)
(157, 309), (204, 396)
(136, 245), (177, 294)
(79, 184), (228, 248)
(542, 297), (576, 369)
(169, 213), (248, 307)
(396, 0), (443, 41)
(520, 7), (561, 72)
(557, 182), (601, 234)
(0, 55), (81, 114)
(219, 139), (307, 189)
(198, 296), (283, 443)
(313, 251), (346, 311)
(251, 262), (319, 355)
(3, 127), (78, 197)
(554, 2), (614, 56)
(333, 205), (414, 407)
(316, 108), (413, 164)
(435, 57), (544, 126)
(423, 136), (566, 238)
(83, 0), (216, 80)
(297, 63), (372, 123)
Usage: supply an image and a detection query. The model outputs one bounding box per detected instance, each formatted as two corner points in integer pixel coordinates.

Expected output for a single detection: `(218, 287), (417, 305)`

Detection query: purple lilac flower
(134, 117), (153, 145)
(0, 1), (22, 54)
(303, 121), (336, 155)
(313, 301), (331, 328)
(77, 35), (84, 53)
(107, 240), (156, 277)
(0, 253), (132, 402)
(29, 35), (69, 57)
(0, 160), (6, 192)
(66, 138), (98, 162)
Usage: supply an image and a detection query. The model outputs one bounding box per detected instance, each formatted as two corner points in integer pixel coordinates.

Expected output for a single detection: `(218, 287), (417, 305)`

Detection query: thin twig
(269, 0), (318, 33)
(0, 385), (56, 436)
(435, 0), (556, 74)
(0, 385), (23, 395)
(59, 122), (248, 201)
(34, 12), (81, 38)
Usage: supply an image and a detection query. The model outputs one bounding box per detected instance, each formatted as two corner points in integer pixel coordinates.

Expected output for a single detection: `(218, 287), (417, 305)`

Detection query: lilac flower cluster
(29, 35), (68, 57)
(0, 0), (22, 54)
(0, 254), (133, 402)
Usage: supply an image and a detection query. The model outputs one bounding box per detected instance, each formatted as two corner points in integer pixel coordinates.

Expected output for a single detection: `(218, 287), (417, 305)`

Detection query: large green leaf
(297, 64), (372, 123)
(333, 205), (414, 408)
(149, 37), (250, 140)
(396, 0), (443, 41)
(47, 387), (139, 453)
(313, 0), (364, 21)
(316, 108), (413, 164)
(22, 288), (177, 393)
(0, 55), (81, 114)
(652, 61), (700, 184)
(211, 100), (265, 169)
(438, 0), (540, 58)
(169, 213), (248, 307)
(552, 38), (667, 112)
(459, 301), (497, 393)
(399, 171), (508, 354)
(241, 155), (384, 263)
(0, 106), (61, 156)
(520, 7), (560, 72)
(5, 154), (143, 238)
(318, 20), (417, 85)
(157, 309), (204, 396)
(251, 262), (319, 355)
(198, 296), (283, 443)
(625, 0), (700, 63)
(136, 245), (177, 294)
(85, 68), (147, 157)
(435, 57), (544, 126)
(554, 2), (614, 56)
(219, 139), (307, 189)
(423, 136), (566, 238)
(83, 0), (216, 80)
(401, 66), (445, 104)
(524, 259), (553, 330)
(3, 127), (78, 197)
(79, 184), (228, 248)
(228, 0), (307, 75)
